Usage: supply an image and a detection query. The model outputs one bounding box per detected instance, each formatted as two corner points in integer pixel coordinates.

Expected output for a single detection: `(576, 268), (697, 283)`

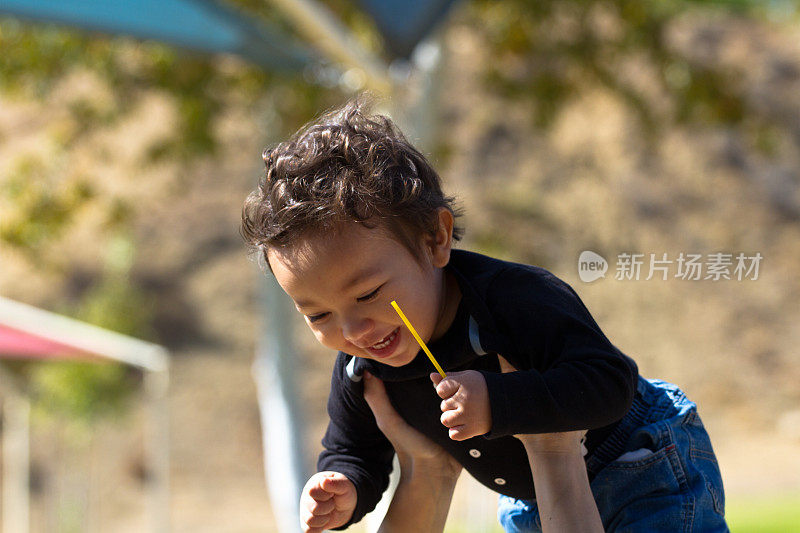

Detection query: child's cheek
(312, 328), (333, 349)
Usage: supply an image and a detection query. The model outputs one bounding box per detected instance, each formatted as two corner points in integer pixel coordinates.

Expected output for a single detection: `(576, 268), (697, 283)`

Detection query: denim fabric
(497, 378), (728, 532)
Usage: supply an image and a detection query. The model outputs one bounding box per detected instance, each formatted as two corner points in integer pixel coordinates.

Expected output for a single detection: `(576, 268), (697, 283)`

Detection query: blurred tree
(449, 0), (800, 267)
(0, 153), (95, 258)
(467, 0), (789, 135)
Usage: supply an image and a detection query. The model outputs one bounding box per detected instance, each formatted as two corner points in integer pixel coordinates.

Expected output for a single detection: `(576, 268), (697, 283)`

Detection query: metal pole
(388, 31), (446, 152)
(1, 390), (30, 533)
(144, 365), (171, 533)
(253, 273), (309, 533)
(265, 0), (393, 95)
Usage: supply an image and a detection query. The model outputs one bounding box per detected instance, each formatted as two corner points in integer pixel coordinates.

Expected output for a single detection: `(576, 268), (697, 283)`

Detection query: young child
(241, 98), (728, 532)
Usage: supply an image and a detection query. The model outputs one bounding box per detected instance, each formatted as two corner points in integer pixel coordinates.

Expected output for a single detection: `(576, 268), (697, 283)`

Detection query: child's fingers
(301, 504), (332, 531)
(300, 472), (354, 533)
(303, 508), (331, 527)
(434, 377), (460, 400)
(440, 406), (464, 428)
(307, 484), (334, 501)
(320, 474), (353, 495)
(448, 425), (472, 441)
(440, 397), (458, 412)
(306, 497), (335, 516)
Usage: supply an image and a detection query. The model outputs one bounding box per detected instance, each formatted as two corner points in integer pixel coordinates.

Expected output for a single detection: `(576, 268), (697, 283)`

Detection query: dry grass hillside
(1, 6), (798, 532)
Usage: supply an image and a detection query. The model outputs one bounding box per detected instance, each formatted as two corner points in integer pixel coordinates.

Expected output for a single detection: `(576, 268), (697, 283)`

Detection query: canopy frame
(0, 296), (170, 533)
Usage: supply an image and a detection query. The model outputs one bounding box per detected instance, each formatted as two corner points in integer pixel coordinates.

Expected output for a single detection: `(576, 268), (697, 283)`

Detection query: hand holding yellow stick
(390, 300), (447, 378)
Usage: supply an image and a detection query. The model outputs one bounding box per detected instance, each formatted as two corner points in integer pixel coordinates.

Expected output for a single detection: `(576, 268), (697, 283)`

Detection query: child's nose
(342, 316), (375, 346)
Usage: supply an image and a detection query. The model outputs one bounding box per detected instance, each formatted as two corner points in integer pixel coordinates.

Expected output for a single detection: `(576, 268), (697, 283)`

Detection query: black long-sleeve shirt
(317, 248), (639, 528)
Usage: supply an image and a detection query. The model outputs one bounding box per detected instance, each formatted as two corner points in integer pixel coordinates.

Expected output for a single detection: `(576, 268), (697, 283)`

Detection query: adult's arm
(497, 356), (603, 533)
(517, 432), (604, 533)
(498, 355), (604, 533)
(362, 371), (462, 533)
(316, 354), (396, 529)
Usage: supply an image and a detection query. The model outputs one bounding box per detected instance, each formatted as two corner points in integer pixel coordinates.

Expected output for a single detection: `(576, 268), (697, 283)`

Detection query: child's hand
(299, 471), (357, 533)
(430, 370), (492, 440)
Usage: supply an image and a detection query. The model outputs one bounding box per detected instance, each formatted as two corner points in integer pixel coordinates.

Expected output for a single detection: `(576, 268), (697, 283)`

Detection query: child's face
(267, 212), (455, 367)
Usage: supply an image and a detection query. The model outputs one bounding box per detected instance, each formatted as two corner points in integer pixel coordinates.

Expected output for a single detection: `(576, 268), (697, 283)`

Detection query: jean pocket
(605, 443), (678, 472)
(591, 444), (691, 531)
(615, 448), (656, 462)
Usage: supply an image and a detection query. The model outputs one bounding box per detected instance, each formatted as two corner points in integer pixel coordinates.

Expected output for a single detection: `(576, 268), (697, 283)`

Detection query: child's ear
(427, 208), (454, 268)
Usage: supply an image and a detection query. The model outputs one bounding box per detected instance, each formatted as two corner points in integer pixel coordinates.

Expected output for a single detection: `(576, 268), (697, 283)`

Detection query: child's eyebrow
(295, 266), (381, 308)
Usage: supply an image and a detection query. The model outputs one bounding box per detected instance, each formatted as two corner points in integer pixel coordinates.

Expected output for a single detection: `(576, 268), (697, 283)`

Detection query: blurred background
(1, 0), (799, 531)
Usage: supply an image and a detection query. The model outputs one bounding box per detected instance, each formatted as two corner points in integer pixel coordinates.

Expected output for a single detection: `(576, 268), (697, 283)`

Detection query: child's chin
(370, 351), (412, 367)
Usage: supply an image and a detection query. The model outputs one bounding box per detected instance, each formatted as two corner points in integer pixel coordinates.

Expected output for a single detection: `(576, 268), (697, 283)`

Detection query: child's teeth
(371, 330), (397, 349)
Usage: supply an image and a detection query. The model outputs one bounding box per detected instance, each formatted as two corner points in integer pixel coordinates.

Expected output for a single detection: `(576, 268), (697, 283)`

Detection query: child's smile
(266, 213), (460, 367)
(364, 326), (401, 359)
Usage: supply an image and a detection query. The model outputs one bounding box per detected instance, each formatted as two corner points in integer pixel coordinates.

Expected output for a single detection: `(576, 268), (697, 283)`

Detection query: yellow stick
(390, 300), (446, 378)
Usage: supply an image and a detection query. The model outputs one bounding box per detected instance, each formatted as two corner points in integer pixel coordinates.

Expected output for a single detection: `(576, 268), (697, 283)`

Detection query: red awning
(0, 296), (167, 370)
(0, 324), (101, 361)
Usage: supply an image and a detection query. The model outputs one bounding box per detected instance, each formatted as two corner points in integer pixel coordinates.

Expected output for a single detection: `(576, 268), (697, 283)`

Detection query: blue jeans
(497, 377), (728, 532)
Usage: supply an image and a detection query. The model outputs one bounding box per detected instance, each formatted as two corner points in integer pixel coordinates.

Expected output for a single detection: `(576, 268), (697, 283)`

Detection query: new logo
(578, 251), (608, 282)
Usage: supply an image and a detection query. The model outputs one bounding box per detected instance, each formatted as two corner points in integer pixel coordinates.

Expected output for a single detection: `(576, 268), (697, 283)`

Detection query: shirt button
(469, 449), (481, 458)
(494, 478), (506, 486)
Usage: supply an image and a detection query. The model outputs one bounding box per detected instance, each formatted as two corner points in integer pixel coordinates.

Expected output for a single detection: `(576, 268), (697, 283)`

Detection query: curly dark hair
(240, 95), (464, 273)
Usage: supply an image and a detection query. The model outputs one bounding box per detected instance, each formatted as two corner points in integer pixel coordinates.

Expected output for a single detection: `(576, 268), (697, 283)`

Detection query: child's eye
(357, 285), (383, 303)
(304, 285), (383, 323)
(307, 312), (328, 323)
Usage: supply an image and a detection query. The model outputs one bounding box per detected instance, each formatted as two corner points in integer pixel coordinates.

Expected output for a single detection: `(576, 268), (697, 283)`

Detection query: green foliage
(73, 268), (155, 339)
(467, 0), (782, 135)
(30, 360), (138, 423)
(0, 154), (95, 257)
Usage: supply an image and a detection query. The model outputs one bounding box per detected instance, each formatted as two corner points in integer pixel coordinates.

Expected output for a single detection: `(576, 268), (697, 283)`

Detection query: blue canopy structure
(357, 0), (458, 59)
(0, 0), (316, 71)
